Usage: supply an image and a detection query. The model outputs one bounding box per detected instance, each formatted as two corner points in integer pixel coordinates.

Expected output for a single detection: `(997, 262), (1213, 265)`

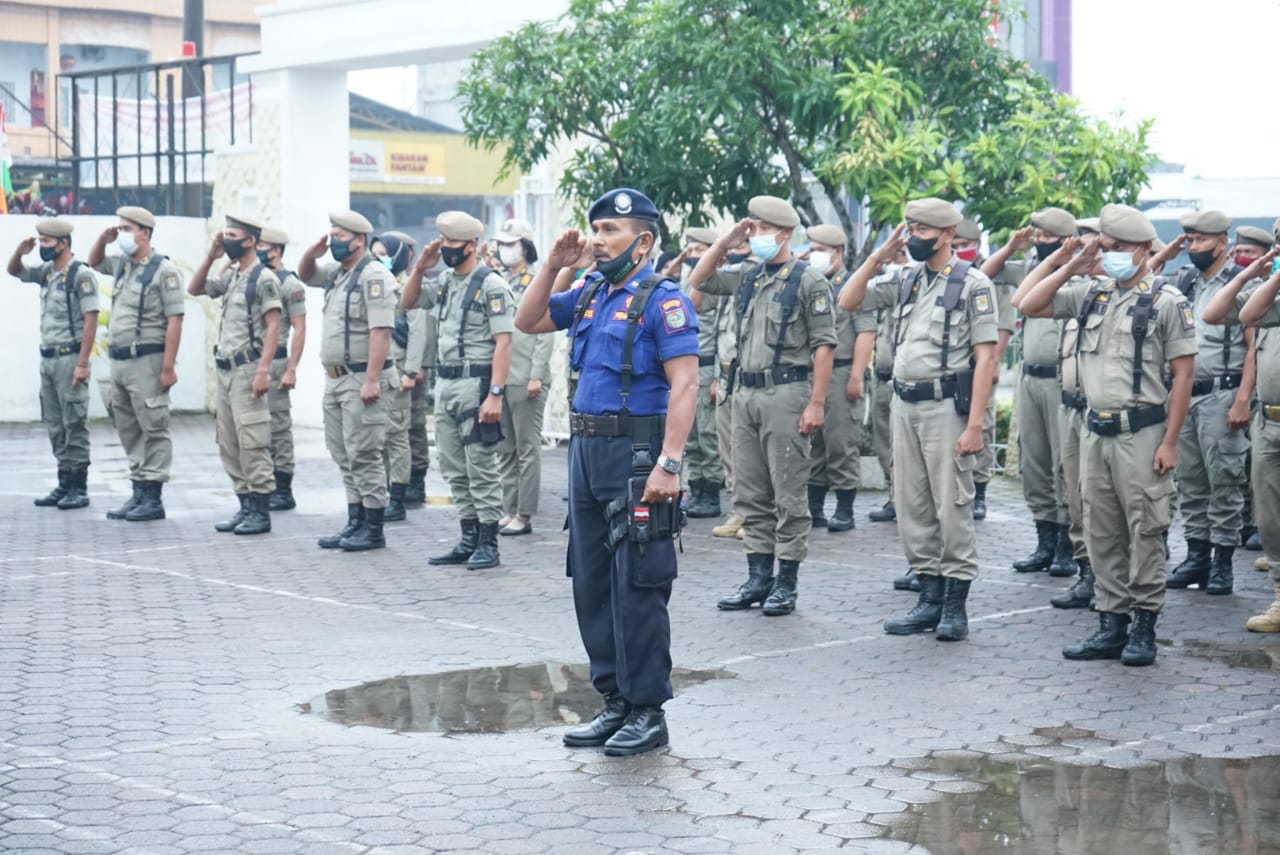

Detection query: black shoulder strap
(734, 262), (768, 345)
(769, 260), (810, 368)
(1218, 265), (1243, 379)
(457, 265), (493, 361)
(891, 264), (926, 359)
(341, 254), (376, 365)
(1129, 288), (1158, 396)
(619, 273), (667, 413)
(936, 260), (972, 374)
(65, 261), (87, 344)
(244, 263), (265, 350)
(133, 254), (167, 344)
(1073, 279), (1108, 356)
(1176, 267), (1199, 300)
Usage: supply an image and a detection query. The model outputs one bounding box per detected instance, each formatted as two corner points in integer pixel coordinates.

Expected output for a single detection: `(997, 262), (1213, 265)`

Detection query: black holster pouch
(723, 359), (739, 403)
(391, 315), (410, 349)
(461, 405), (505, 446)
(952, 369), (974, 417)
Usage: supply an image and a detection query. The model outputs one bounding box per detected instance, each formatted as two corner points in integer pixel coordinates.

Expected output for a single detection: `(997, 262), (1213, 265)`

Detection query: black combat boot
(603, 707), (669, 756)
(465, 522), (501, 570)
(1051, 559), (1095, 610)
(125, 481), (165, 521)
(1047, 524), (1077, 577)
(563, 693), (630, 747)
(106, 481), (142, 520)
(430, 518), (479, 565)
(717, 554), (774, 610)
(405, 466), (427, 507)
(215, 494), (250, 533)
(319, 504), (364, 549)
(1121, 609), (1158, 666)
(340, 507), (386, 551)
(1013, 520), (1055, 572)
(57, 467), (90, 510)
(762, 559), (799, 616)
(972, 481), (988, 520)
(687, 480), (721, 519)
(234, 494), (272, 536)
(884, 573), (945, 635)
(893, 567), (921, 592)
(869, 500), (896, 522)
(935, 578), (972, 641)
(1167, 538), (1212, 588)
(384, 483), (408, 522)
(35, 470), (69, 507)
(827, 489), (857, 532)
(268, 470), (296, 511)
(1245, 530), (1263, 551)
(1062, 612), (1130, 660)
(1205, 545), (1235, 596)
(807, 485), (828, 528)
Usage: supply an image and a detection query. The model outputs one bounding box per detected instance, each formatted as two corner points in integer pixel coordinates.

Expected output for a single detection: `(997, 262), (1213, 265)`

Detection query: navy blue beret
(588, 188), (660, 224)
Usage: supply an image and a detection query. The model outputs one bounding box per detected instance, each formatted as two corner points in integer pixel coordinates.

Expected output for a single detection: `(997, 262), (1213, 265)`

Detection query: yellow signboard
(350, 130), (518, 197)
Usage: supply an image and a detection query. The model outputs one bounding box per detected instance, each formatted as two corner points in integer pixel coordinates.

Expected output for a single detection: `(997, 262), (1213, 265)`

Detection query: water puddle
(301, 663), (731, 734)
(1180, 639), (1280, 673)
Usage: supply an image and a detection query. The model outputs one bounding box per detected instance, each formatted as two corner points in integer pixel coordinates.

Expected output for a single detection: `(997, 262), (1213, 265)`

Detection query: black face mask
(441, 244), (471, 269)
(726, 251), (750, 264)
(224, 237), (251, 260)
(597, 236), (644, 284)
(683, 257), (698, 270)
(1035, 240), (1063, 262)
(1189, 248), (1218, 272)
(39, 244), (60, 262)
(256, 248), (273, 267)
(907, 235), (938, 262)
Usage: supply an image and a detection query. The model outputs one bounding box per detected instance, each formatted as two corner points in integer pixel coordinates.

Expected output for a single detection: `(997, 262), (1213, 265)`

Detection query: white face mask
(808, 251), (833, 274)
(116, 231), (139, 255)
(498, 244), (524, 267)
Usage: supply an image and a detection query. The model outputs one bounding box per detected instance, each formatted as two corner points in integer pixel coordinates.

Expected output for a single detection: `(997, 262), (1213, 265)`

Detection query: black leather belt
(738, 366), (809, 389)
(437, 363), (492, 380)
(1023, 362), (1057, 379)
(1061, 390), (1087, 412)
(833, 358), (854, 368)
(1190, 374), (1243, 397)
(1086, 404), (1167, 437)
(698, 355), (716, 367)
(325, 360), (392, 379)
(272, 346), (288, 360)
(875, 369), (893, 382)
(894, 377), (957, 403)
(214, 348), (262, 371)
(569, 411), (665, 438)
(40, 344), (77, 358)
(108, 343), (165, 360)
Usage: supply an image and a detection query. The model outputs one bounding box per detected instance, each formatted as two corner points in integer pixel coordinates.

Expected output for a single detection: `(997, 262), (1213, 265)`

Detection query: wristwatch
(489, 384), (504, 397)
(657, 454), (682, 475)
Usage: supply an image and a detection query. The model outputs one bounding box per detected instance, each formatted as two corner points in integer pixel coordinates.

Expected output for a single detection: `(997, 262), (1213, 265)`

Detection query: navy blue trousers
(567, 434), (676, 707)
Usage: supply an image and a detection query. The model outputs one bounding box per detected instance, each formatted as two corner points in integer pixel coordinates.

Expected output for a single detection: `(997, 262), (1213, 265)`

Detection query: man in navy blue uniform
(515, 188), (699, 756)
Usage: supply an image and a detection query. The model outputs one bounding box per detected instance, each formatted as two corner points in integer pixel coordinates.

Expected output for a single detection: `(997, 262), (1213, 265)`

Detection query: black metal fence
(57, 53), (254, 218)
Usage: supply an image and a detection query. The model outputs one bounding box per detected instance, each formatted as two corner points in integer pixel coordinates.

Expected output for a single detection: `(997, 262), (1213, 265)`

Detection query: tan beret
(1100, 203), (1157, 243)
(904, 197), (962, 229)
(494, 218), (535, 244)
(35, 218), (73, 238)
(955, 219), (982, 241)
(747, 196), (801, 229)
(1236, 225), (1274, 248)
(436, 211), (484, 241)
(683, 227), (719, 247)
(259, 226), (288, 246)
(225, 213), (262, 237)
(1076, 217), (1101, 234)
(1179, 209), (1230, 235)
(117, 206), (156, 229)
(1030, 207), (1076, 239)
(805, 224), (846, 248)
(382, 229), (417, 248)
(1150, 237), (1166, 254)
(329, 210), (374, 235)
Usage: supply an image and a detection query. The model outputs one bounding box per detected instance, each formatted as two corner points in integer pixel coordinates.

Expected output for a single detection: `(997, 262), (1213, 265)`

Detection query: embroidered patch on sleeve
(663, 306), (689, 334)
(661, 298), (682, 310)
(162, 272), (180, 291)
(291, 290), (306, 303)
(488, 294), (507, 316)
(971, 290), (993, 315)
(1180, 304), (1196, 330)
(368, 281), (384, 299)
(812, 292), (831, 315)
(79, 276), (96, 295)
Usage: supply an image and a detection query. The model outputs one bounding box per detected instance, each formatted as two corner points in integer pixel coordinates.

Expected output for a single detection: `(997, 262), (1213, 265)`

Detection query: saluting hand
(1150, 234), (1185, 268)
(723, 218), (754, 247)
(547, 230), (589, 270)
(1065, 241), (1100, 277)
(304, 234), (329, 260)
(1007, 226), (1034, 253)
(415, 238), (444, 274)
(1243, 248), (1278, 281)
(17, 236), (37, 255)
(876, 223), (909, 266)
(1043, 235), (1080, 268)
(98, 226), (119, 245)
(206, 232), (224, 261)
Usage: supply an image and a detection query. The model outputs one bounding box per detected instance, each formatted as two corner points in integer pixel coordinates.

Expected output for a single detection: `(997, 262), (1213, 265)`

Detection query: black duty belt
(833, 358), (854, 368)
(894, 376), (957, 403)
(698, 354), (716, 367)
(569, 411), (665, 439)
(272, 346), (288, 360)
(1061, 390), (1088, 412)
(875, 369), (893, 382)
(1190, 373), (1243, 397)
(325, 360), (392, 379)
(1086, 404), (1167, 437)
(1023, 362), (1057, 379)
(436, 363), (492, 380)
(737, 366), (809, 389)
(108, 343), (165, 360)
(214, 348), (263, 371)
(40, 344), (77, 358)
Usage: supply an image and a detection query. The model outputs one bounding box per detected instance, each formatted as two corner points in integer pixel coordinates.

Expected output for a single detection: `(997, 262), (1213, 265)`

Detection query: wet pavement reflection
(1180, 639), (1280, 673)
(303, 663), (730, 734)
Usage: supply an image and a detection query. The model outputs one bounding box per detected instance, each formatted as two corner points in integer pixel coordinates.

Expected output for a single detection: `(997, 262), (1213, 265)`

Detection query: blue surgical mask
(377, 255), (394, 272)
(749, 234), (781, 263)
(1272, 257), (1280, 276)
(1101, 250), (1139, 282)
(116, 232), (138, 256)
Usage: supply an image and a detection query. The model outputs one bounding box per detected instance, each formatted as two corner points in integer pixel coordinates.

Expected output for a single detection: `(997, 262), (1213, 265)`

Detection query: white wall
(0, 214), (210, 422)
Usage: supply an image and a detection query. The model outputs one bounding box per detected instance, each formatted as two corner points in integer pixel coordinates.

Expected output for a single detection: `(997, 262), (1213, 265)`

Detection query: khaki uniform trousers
(1017, 374), (1066, 524)
(871, 373), (893, 491)
(974, 380), (998, 484)
(1080, 423), (1177, 614)
(215, 364), (275, 495)
(809, 363), (864, 490)
(1253, 411), (1280, 583)
(323, 369), (396, 509)
(685, 364), (723, 485)
(1175, 388), (1248, 546)
(110, 352), (173, 482)
(410, 379), (431, 471)
(435, 377), (504, 524)
(732, 382), (813, 561)
(891, 395), (980, 580)
(715, 374), (735, 497)
(40, 352), (91, 469)
(499, 385), (548, 516)
(1059, 405), (1089, 561)
(267, 357), (295, 474)
(383, 360), (413, 485)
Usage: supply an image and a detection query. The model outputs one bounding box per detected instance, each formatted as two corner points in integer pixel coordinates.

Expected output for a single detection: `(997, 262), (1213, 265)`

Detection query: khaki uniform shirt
(700, 260), (837, 372)
(1056, 275), (1101, 397)
(1182, 265), (1250, 381)
(1051, 276), (1197, 411)
(992, 258), (1061, 367)
(862, 259), (1000, 383)
(1239, 283), (1280, 402)
(712, 264), (744, 366)
(274, 269), (308, 352)
(206, 261), (283, 356)
(826, 266), (878, 361)
(416, 267), (515, 365)
(305, 256), (396, 367)
(19, 260), (101, 347)
(389, 272), (429, 375)
(681, 268), (724, 359)
(870, 265), (906, 375)
(504, 267), (553, 384)
(96, 253), (184, 347)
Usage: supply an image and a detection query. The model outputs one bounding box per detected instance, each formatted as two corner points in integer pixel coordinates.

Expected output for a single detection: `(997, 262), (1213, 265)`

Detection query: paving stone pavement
(1, 415), (1277, 854)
